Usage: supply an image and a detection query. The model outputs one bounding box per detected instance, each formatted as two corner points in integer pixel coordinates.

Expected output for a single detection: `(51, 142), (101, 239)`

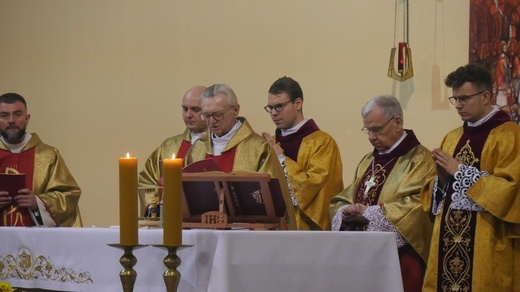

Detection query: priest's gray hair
(361, 95), (403, 119)
(201, 84), (238, 106)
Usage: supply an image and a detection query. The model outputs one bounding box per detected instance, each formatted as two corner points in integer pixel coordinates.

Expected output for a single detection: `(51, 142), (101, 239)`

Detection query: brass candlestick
(153, 245), (193, 292)
(108, 244), (147, 292)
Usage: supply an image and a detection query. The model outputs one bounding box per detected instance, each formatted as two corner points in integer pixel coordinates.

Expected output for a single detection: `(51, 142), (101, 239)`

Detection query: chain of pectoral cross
(363, 157), (396, 198)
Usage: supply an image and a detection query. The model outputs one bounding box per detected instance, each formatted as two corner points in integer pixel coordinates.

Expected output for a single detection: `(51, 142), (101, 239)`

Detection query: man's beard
(1, 126), (27, 143)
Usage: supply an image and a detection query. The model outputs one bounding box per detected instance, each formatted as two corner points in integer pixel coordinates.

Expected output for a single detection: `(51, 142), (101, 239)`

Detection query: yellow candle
(163, 154), (183, 246)
(119, 153), (138, 245)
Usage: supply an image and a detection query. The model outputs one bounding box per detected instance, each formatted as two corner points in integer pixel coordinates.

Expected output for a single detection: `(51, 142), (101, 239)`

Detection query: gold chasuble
(185, 117), (297, 230)
(331, 130), (435, 292)
(421, 111), (520, 292)
(139, 129), (194, 187)
(275, 119), (344, 230)
(0, 133), (81, 227)
(139, 129), (195, 214)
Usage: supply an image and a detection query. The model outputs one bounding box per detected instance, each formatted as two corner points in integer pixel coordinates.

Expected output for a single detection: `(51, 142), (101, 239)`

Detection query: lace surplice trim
(331, 205), (347, 231)
(331, 205), (407, 248)
(432, 164), (488, 215)
(278, 154), (297, 206)
(364, 205), (407, 248)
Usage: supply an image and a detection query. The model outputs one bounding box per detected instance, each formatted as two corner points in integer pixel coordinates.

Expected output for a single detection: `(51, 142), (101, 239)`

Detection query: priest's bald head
(181, 86), (207, 134)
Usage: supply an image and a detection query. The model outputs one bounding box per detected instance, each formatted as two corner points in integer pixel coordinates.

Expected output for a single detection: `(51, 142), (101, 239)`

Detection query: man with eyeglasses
(184, 84), (297, 229)
(330, 95), (435, 292)
(139, 86), (207, 216)
(261, 76), (343, 231)
(421, 63), (520, 292)
(0, 93), (81, 227)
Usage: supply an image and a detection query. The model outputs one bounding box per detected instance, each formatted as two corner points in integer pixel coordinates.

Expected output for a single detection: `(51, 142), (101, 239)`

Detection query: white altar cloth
(0, 227), (404, 292)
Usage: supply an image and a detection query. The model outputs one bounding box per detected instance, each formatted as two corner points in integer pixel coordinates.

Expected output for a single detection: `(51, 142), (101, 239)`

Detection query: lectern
(181, 172), (286, 230)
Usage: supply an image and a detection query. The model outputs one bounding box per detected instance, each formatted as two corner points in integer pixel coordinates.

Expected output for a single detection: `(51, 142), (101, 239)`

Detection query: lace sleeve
(278, 154), (297, 206)
(331, 205), (348, 231)
(364, 205), (407, 248)
(450, 164), (488, 211)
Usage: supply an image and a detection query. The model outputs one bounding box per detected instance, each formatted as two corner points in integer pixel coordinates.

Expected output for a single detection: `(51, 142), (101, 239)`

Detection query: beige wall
(0, 0), (469, 227)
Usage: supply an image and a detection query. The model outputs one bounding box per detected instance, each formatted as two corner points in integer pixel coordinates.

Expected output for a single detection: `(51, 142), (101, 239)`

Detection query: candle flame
(171, 153), (176, 159)
(126, 152), (130, 159)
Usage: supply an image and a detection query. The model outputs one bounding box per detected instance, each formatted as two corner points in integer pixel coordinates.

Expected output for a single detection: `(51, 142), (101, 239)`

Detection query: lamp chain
(393, 0), (410, 46)
(393, 0), (398, 46)
(405, 0), (409, 44)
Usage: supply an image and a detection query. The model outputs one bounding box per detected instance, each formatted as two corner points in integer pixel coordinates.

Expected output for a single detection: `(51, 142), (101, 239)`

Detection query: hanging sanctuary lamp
(388, 0), (413, 81)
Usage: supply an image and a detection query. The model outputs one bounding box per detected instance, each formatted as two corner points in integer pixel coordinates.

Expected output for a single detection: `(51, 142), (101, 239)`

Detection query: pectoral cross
(363, 176), (376, 198)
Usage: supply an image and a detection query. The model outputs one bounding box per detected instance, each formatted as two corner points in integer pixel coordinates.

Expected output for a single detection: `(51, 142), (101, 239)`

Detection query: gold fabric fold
(1, 133), (82, 227)
(421, 122), (520, 291)
(185, 117), (297, 229)
(331, 144), (435, 262)
(285, 130), (343, 230)
(138, 129), (196, 214)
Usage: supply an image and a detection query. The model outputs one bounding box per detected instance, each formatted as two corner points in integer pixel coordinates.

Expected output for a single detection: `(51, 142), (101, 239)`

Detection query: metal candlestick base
(108, 244), (147, 292)
(153, 244), (193, 292)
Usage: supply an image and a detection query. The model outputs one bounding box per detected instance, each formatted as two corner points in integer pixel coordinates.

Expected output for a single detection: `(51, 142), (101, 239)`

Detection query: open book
(0, 173), (26, 198)
(180, 171), (286, 227)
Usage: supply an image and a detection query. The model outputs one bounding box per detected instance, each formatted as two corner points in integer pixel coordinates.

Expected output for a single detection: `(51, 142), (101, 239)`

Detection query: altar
(0, 227), (404, 292)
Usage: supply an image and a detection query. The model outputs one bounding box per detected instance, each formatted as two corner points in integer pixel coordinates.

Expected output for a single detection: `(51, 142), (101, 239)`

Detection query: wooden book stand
(180, 171), (285, 230)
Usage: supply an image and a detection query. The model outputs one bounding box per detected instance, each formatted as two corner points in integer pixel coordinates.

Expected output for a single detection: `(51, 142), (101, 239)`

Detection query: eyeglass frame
(200, 106), (235, 122)
(448, 90), (486, 105)
(264, 99), (294, 113)
(361, 116), (395, 135)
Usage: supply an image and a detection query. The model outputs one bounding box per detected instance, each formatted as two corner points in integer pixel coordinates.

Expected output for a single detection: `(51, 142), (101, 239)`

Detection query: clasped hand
(342, 203), (369, 225)
(0, 189), (38, 210)
(432, 148), (461, 185)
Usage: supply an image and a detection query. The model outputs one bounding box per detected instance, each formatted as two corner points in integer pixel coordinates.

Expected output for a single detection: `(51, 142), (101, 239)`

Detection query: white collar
(378, 131), (407, 154)
(0, 133), (32, 153)
(190, 131), (205, 143)
(280, 119), (308, 136)
(211, 120), (242, 155)
(467, 106), (500, 127)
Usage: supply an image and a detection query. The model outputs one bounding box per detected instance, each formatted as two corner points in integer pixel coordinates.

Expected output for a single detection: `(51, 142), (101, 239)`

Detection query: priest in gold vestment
(262, 76), (343, 230)
(139, 86), (207, 216)
(184, 84), (296, 229)
(330, 95), (435, 292)
(0, 93), (81, 227)
(421, 63), (520, 292)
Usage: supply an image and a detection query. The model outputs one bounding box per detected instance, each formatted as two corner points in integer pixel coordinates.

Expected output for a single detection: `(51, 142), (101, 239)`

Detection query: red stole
(157, 140), (192, 186)
(176, 140), (192, 159)
(0, 147), (36, 226)
(275, 119), (319, 162)
(205, 147), (237, 173)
